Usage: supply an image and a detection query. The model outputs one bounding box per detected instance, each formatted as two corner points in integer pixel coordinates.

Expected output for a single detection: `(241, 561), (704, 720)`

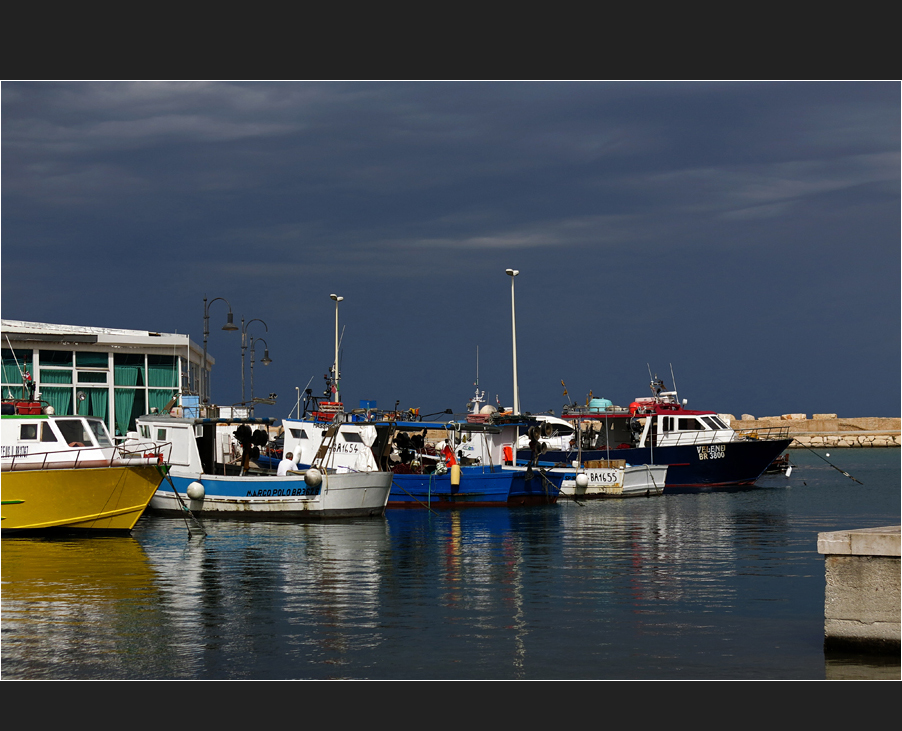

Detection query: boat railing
(731, 426), (791, 442)
(1, 440), (173, 472)
(654, 425), (790, 447)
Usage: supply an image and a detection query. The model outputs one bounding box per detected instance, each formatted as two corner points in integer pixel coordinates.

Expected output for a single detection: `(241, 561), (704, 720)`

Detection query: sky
(2, 81), (899, 420)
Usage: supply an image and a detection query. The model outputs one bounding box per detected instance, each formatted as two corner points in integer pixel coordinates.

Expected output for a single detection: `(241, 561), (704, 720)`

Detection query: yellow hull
(1, 465), (164, 531)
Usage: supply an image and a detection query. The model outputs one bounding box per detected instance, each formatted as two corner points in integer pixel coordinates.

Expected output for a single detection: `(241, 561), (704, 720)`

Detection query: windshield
(56, 419), (96, 447)
(87, 419), (113, 447)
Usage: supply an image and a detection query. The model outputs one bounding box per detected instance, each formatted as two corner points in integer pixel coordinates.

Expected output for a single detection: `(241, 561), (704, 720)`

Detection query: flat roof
(1, 319), (204, 356)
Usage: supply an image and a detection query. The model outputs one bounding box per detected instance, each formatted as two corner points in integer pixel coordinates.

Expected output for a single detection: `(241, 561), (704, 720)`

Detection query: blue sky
(2, 81), (899, 419)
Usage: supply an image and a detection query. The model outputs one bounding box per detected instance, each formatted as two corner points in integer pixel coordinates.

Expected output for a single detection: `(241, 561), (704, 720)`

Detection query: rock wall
(724, 415), (900, 448)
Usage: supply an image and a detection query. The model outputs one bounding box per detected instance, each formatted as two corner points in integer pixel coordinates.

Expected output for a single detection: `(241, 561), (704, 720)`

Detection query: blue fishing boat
(282, 391), (558, 508)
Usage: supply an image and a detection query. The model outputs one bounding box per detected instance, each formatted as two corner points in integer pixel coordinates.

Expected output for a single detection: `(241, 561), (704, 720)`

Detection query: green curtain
(2, 349), (32, 387)
(76, 351), (108, 368)
(77, 387), (109, 425)
(40, 369), (72, 384)
(147, 355), (177, 388)
(39, 350), (73, 366)
(114, 388), (145, 436)
(149, 388), (178, 413)
(114, 360), (144, 386)
(42, 386), (73, 416)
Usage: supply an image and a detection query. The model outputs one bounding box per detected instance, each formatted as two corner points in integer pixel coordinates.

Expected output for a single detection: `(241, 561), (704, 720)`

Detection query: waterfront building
(1, 320), (209, 437)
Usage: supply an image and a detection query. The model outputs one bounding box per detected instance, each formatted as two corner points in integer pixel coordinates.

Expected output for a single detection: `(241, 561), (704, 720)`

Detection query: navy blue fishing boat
(518, 377), (793, 492)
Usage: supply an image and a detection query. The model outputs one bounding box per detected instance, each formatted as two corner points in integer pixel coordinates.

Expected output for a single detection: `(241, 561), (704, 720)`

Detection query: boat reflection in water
(141, 518), (392, 676)
(0, 533), (173, 679)
(2, 449), (898, 679)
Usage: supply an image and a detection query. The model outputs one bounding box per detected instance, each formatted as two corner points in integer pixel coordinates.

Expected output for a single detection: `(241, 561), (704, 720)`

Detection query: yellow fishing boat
(2, 396), (168, 532)
(2, 463), (164, 531)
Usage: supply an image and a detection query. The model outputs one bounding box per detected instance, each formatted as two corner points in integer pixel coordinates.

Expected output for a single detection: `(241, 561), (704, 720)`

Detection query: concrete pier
(817, 526), (901, 653)
(726, 415), (900, 448)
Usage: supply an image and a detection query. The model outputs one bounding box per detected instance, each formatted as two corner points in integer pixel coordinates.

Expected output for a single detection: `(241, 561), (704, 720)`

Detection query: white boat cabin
(2, 400), (166, 470)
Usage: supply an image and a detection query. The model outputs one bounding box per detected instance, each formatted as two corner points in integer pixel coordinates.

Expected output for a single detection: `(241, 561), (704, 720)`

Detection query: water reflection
(1, 534), (172, 679)
(2, 448), (898, 678)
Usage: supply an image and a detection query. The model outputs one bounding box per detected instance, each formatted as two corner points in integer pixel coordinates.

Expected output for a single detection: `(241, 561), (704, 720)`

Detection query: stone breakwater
(725, 414), (900, 448)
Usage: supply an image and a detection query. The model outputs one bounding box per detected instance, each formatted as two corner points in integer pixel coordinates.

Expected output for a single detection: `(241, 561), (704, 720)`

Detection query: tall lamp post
(203, 296), (238, 405)
(329, 294), (343, 401)
(241, 317), (268, 407)
(249, 336), (272, 414)
(505, 269), (520, 414)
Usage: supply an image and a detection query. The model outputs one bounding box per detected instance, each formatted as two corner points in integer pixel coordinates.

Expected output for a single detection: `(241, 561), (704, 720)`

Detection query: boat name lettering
(697, 445), (726, 460)
(1, 445), (29, 458)
(330, 443), (360, 454)
(245, 487), (321, 497)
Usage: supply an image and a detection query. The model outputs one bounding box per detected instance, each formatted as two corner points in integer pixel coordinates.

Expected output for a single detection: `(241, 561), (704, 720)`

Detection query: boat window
(701, 417), (722, 430)
(289, 428), (307, 439)
(678, 418), (705, 431)
(19, 423), (38, 440)
(157, 428), (167, 441)
(87, 419), (113, 447)
(57, 419), (95, 446)
(662, 417), (674, 432)
(342, 432), (363, 443)
(41, 422), (58, 442)
(705, 416), (727, 429)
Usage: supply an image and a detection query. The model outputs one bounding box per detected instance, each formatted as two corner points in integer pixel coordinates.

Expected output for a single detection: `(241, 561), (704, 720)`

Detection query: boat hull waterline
(388, 466), (558, 508)
(152, 471), (393, 519)
(526, 439), (792, 491)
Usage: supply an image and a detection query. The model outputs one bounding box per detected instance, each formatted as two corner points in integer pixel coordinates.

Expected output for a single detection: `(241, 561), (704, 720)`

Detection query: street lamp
(249, 336), (272, 414)
(202, 296), (238, 405)
(329, 294), (343, 401)
(505, 269), (520, 414)
(241, 317), (268, 406)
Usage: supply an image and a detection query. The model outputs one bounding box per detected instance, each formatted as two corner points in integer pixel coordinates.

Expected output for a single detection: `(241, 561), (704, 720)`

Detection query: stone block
(741, 414), (755, 421)
(814, 413), (838, 420)
(781, 413), (807, 420)
(818, 527), (901, 653)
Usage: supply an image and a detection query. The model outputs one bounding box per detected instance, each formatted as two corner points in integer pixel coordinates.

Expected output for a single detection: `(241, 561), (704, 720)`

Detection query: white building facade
(2, 320), (211, 437)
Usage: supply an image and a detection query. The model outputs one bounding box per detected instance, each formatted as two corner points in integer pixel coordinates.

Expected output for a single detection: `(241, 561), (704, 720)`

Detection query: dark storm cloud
(2, 80), (898, 419)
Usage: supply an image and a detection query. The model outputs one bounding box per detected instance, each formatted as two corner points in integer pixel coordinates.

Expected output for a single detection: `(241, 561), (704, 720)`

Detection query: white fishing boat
(130, 413), (394, 519)
(556, 460), (667, 498)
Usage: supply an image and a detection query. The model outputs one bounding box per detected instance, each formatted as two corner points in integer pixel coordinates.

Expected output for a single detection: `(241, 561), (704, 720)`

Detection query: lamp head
(261, 350), (272, 366)
(330, 293), (343, 302)
(223, 312), (239, 331)
(505, 269), (519, 277)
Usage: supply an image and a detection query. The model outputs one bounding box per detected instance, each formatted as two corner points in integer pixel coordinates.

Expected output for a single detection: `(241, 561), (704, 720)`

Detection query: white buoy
(785, 466), (793, 478)
(575, 473), (589, 488)
(186, 481), (205, 500)
(305, 468), (323, 488)
(826, 453), (830, 457)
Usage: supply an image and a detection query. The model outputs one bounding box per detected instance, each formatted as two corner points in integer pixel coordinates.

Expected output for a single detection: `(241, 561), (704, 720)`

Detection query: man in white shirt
(277, 452), (298, 476)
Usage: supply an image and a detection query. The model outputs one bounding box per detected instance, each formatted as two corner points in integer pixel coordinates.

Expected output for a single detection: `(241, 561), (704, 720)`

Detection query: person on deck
(277, 452), (298, 476)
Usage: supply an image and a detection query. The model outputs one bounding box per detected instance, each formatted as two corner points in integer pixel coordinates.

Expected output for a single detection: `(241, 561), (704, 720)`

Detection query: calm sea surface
(2, 448), (899, 680)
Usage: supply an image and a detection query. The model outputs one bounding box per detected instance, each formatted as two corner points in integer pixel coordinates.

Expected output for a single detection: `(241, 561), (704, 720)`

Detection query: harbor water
(2, 448), (899, 680)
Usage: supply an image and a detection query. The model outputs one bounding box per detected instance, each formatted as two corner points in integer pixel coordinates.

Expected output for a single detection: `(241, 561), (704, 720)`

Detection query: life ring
(68, 441), (85, 447)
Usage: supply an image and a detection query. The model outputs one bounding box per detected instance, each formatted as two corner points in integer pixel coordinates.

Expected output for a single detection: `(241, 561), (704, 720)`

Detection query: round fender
(575, 473), (589, 488)
(186, 482), (205, 500)
(305, 468), (323, 488)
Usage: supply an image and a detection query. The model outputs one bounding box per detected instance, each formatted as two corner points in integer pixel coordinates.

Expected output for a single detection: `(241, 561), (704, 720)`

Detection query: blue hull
(388, 466), (558, 508)
(521, 438), (793, 491)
